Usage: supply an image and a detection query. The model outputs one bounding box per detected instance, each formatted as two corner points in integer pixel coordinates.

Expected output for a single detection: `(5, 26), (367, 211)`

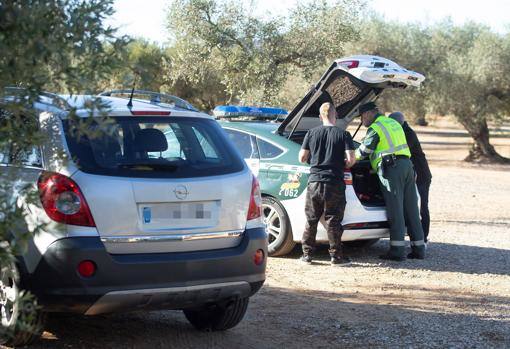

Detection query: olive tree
(100, 39), (167, 92)
(0, 0), (126, 344)
(427, 22), (510, 163)
(165, 0), (362, 108)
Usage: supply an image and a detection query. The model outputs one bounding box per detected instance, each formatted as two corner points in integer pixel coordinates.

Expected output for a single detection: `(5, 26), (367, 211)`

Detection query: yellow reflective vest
(368, 115), (411, 171)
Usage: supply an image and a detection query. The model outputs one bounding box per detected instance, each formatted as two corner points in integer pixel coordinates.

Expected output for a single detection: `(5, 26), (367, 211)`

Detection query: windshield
(63, 117), (244, 178)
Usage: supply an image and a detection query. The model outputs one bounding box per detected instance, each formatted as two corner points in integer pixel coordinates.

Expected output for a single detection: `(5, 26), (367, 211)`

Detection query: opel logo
(174, 185), (189, 200)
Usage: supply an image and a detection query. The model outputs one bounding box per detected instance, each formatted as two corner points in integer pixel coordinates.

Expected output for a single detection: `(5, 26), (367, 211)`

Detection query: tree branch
(202, 8), (248, 52)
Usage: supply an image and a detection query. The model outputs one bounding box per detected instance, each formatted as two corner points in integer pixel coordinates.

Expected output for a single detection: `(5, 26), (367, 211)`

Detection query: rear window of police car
(63, 117), (244, 178)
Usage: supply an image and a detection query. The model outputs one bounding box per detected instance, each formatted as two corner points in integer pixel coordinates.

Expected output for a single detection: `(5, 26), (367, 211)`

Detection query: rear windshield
(63, 117), (245, 178)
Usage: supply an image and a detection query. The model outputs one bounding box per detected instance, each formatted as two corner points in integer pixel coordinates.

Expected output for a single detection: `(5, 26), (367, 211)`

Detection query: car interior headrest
(134, 128), (168, 153)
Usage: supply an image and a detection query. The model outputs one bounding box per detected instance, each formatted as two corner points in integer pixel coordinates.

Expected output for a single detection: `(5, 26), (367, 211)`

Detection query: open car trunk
(350, 159), (385, 207)
(280, 56), (425, 207)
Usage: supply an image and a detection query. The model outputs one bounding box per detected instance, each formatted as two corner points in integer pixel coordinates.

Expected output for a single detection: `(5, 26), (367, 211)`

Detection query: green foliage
(101, 39), (167, 92)
(165, 0), (361, 107)
(425, 21), (510, 161)
(0, 0), (126, 94)
(0, 0), (127, 341)
(345, 17), (509, 161)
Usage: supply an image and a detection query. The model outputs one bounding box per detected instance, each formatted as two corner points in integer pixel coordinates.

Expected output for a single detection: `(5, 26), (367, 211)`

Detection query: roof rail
(2, 87), (71, 110)
(99, 89), (198, 112)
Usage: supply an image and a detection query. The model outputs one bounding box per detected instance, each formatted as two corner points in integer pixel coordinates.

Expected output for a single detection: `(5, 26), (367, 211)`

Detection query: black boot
(408, 244), (425, 259)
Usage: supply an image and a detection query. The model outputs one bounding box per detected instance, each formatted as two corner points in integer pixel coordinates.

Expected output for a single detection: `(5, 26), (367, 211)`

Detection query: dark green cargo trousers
(379, 157), (425, 258)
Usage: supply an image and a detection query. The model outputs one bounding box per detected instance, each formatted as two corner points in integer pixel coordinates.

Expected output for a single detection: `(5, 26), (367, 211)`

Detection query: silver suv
(0, 90), (267, 345)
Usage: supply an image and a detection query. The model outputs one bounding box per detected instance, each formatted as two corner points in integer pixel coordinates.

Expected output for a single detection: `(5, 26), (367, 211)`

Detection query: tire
(0, 262), (46, 347)
(343, 238), (380, 249)
(183, 297), (249, 331)
(262, 196), (296, 256)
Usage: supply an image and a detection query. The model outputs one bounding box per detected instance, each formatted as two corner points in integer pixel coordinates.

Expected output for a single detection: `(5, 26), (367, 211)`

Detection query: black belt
(382, 154), (408, 160)
(395, 155), (409, 160)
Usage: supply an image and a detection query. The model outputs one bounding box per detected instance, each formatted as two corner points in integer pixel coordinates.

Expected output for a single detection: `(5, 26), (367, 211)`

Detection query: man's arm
(355, 128), (379, 160)
(344, 131), (356, 168)
(345, 149), (356, 168)
(299, 149), (310, 164)
(299, 131), (311, 164)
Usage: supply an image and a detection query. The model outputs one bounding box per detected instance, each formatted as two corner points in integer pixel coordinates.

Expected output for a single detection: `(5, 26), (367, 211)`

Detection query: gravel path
(20, 165), (510, 349)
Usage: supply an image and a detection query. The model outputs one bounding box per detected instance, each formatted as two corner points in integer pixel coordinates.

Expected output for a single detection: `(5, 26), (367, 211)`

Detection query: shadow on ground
(27, 281), (510, 349)
(281, 239), (510, 276)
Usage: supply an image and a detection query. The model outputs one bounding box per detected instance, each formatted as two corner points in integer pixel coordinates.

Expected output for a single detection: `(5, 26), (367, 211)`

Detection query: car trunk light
(338, 60), (359, 69)
(344, 222), (368, 229)
(344, 170), (353, 185)
(77, 260), (96, 278)
(130, 110), (171, 116)
(247, 175), (262, 220)
(253, 249), (265, 266)
(38, 172), (96, 227)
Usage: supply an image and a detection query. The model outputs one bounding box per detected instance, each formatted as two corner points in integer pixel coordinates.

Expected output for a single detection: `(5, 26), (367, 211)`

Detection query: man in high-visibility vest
(355, 102), (425, 261)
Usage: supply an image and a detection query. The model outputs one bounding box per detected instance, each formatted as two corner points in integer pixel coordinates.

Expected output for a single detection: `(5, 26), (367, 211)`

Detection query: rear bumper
(341, 228), (389, 241)
(24, 227), (266, 314)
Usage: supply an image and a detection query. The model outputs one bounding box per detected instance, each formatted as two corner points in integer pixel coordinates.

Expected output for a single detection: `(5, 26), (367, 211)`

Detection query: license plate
(139, 201), (218, 226)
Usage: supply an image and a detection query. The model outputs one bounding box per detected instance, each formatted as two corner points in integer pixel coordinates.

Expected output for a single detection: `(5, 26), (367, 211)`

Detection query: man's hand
(299, 149), (310, 164)
(345, 150), (356, 168)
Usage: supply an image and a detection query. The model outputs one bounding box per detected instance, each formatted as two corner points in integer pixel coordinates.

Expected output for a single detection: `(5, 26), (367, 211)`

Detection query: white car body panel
(336, 55), (425, 87)
(279, 184), (389, 242)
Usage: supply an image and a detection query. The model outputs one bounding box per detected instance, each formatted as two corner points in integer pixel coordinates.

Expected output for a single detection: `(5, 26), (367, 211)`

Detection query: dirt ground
(20, 119), (510, 349)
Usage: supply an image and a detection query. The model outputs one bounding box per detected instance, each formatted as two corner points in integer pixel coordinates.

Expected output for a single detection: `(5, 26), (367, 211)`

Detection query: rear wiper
(117, 162), (178, 171)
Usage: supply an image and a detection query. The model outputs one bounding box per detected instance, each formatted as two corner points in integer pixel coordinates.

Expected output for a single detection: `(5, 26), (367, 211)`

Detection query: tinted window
(63, 117), (244, 178)
(224, 129), (259, 159)
(257, 138), (284, 159)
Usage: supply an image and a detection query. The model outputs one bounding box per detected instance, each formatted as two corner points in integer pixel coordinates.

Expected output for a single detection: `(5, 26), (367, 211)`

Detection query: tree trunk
(461, 118), (509, 163)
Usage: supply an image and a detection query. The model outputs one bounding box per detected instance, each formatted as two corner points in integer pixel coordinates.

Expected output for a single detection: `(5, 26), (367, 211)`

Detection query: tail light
(37, 172), (96, 227)
(247, 175), (262, 221)
(344, 170), (353, 185)
(77, 260), (97, 278)
(338, 60), (359, 69)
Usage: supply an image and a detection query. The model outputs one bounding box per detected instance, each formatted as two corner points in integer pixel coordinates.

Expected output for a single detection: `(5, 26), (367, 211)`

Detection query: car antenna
(127, 85), (135, 108)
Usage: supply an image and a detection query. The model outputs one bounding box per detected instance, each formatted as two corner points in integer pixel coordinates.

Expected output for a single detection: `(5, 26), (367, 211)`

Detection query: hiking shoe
(300, 254), (312, 264)
(331, 256), (352, 266)
(407, 251), (425, 260)
(379, 253), (406, 262)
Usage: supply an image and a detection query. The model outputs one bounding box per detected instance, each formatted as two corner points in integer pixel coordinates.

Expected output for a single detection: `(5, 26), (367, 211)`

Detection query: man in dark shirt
(298, 102), (356, 266)
(389, 112), (432, 243)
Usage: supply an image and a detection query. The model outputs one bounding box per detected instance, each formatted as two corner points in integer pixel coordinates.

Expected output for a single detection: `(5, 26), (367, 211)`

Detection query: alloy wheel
(262, 203), (282, 245)
(0, 265), (19, 328)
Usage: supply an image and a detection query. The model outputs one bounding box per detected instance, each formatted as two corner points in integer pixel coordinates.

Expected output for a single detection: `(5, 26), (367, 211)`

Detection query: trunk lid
(277, 55), (425, 137)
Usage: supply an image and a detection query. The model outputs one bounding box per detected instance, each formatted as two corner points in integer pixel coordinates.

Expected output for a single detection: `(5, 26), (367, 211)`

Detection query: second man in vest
(355, 102), (425, 261)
